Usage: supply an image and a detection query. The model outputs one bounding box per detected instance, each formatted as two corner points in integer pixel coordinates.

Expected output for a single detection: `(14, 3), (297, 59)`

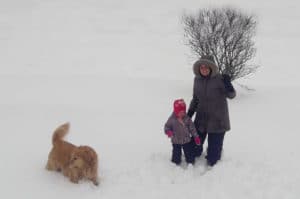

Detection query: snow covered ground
(1, 0), (300, 198)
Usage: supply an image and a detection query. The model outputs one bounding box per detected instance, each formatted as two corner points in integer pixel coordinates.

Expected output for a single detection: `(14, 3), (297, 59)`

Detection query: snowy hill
(0, 0), (300, 198)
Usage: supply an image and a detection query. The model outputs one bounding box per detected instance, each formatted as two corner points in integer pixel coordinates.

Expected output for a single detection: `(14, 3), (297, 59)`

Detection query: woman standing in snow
(187, 55), (236, 166)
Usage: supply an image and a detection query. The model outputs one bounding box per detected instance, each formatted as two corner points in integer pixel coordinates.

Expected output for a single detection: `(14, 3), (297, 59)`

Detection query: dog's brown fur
(46, 123), (99, 185)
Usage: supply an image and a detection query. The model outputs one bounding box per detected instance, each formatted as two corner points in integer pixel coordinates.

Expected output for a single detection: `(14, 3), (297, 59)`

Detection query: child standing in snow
(164, 99), (201, 165)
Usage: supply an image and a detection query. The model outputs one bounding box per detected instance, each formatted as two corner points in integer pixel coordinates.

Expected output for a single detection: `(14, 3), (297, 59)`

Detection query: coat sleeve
(219, 75), (236, 99)
(226, 87), (236, 99)
(187, 117), (198, 138)
(164, 116), (173, 134)
(224, 81), (236, 99)
(187, 78), (199, 117)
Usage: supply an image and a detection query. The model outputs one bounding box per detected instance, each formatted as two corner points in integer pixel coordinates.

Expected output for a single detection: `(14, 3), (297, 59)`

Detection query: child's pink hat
(173, 99), (186, 116)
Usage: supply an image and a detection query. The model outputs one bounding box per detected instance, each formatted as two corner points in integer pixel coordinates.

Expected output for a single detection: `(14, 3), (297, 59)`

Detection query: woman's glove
(222, 74), (234, 92)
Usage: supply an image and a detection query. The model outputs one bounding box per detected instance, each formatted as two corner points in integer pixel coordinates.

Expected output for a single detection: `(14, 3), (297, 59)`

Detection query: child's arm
(187, 118), (201, 145)
(164, 117), (173, 137)
(186, 117), (198, 138)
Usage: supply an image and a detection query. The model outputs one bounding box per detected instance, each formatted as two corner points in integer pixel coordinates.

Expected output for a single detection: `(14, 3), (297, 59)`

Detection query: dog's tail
(52, 122), (70, 145)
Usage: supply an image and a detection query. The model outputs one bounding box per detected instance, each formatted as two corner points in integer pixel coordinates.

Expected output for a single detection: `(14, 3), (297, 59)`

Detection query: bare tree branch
(182, 7), (259, 80)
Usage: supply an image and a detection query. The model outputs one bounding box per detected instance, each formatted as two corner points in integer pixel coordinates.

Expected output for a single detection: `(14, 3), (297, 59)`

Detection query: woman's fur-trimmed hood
(193, 55), (219, 77)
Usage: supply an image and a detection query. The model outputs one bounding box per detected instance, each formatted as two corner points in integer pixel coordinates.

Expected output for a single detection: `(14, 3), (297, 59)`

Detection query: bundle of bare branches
(183, 7), (259, 80)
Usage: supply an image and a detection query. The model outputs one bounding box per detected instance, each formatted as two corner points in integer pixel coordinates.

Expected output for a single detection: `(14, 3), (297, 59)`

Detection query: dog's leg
(46, 159), (55, 171)
(90, 177), (99, 186)
(93, 180), (99, 186)
(70, 176), (79, 184)
(67, 169), (81, 184)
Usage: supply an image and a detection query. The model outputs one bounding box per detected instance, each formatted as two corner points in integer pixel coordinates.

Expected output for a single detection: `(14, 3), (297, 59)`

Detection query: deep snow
(1, 0), (300, 198)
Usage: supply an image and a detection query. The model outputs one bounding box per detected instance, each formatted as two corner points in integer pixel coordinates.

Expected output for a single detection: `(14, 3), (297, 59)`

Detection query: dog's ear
(77, 146), (97, 167)
(69, 151), (79, 163)
(84, 149), (96, 166)
(83, 150), (93, 165)
(61, 122), (70, 130)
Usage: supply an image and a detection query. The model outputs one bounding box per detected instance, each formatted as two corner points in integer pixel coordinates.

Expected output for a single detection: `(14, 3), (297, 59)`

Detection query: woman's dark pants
(193, 132), (225, 166)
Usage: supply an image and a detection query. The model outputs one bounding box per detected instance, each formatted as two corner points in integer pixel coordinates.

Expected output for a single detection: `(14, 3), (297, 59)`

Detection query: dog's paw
(93, 180), (99, 186)
(70, 177), (79, 184)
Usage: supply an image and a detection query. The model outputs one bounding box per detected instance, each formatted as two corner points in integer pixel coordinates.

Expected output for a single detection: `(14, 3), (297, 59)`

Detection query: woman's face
(199, 64), (210, 77)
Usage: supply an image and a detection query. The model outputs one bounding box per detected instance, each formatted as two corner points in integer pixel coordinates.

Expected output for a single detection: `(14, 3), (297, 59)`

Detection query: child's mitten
(166, 130), (173, 138)
(194, 136), (201, 145)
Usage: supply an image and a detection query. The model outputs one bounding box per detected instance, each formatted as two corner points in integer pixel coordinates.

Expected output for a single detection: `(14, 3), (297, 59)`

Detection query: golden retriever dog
(46, 123), (99, 186)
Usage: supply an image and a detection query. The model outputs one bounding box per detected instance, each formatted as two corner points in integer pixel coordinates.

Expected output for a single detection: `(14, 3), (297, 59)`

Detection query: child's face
(176, 110), (186, 118)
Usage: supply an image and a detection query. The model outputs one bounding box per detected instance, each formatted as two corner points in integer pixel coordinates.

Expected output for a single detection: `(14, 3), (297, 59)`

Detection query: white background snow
(0, 0), (300, 198)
